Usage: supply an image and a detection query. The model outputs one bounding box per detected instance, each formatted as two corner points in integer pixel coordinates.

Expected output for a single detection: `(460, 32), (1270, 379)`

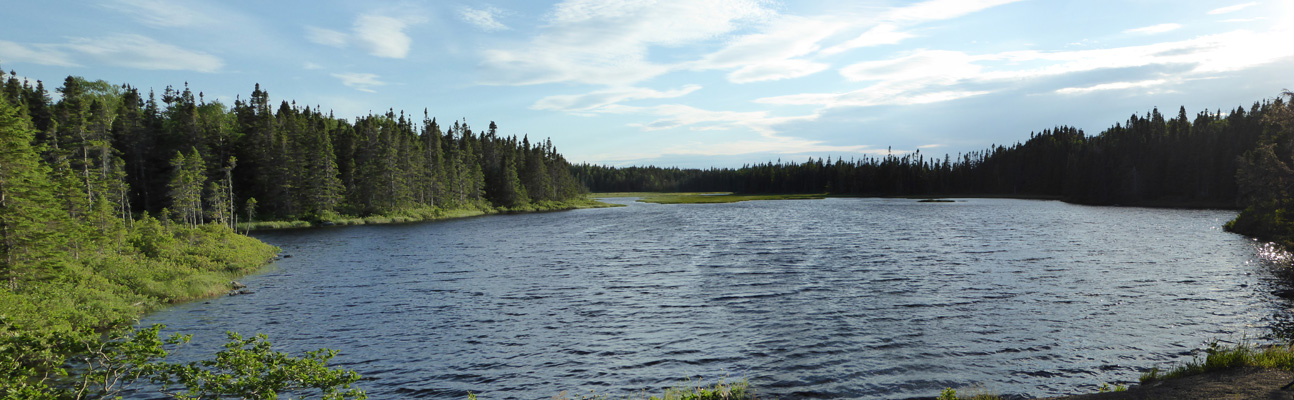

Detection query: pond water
(139, 198), (1294, 399)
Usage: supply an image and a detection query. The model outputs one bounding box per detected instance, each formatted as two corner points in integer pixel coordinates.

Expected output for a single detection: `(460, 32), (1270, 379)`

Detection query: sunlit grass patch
(1141, 340), (1294, 383)
(937, 384), (1002, 400)
(634, 193), (826, 204)
(590, 192), (732, 198)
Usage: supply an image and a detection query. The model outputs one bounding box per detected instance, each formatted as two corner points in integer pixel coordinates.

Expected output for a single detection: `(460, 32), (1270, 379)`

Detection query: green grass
(590, 192), (732, 198)
(0, 218), (279, 332)
(237, 198), (620, 231)
(1140, 340), (1294, 383)
(618, 192), (827, 204)
(937, 385), (1002, 400)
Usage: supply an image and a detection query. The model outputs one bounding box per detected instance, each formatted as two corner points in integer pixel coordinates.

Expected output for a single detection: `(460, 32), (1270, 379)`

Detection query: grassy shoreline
(238, 198), (622, 231)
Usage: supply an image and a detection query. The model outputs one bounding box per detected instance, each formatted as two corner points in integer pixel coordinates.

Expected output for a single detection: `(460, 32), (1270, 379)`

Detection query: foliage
(0, 320), (365, 400)
(153, 332), (366, 400)
(1227, 92), (1294, 247)
(1140, 339), (1294, 384)
(1096, 383), (1127, 392)
(935, 386), (1001, 400)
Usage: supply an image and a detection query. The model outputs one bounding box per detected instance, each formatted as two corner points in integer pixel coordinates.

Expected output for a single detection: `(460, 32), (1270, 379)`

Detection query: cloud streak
(1209, 2), (1258, 15)
(331, 72), (386, 93)
(478, 0), (772, 86)
(532, 85), (702, 112)
(100, 0), (219, 28)
(458, 6), (509, 32)
(1124, 23), (1182, 34)
(305, 12), (425, 59)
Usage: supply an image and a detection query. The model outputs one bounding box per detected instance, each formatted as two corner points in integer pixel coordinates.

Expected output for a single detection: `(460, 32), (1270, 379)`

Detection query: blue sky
(1, 0), (1291, 168)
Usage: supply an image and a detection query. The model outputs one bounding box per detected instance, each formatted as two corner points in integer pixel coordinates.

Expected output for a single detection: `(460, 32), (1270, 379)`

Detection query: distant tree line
(2, 69), (587, 229)
(574, 101), (1288, 208)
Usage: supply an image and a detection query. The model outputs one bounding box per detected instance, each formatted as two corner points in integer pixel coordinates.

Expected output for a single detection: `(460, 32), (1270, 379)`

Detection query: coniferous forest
(574, 103), (1277, 207)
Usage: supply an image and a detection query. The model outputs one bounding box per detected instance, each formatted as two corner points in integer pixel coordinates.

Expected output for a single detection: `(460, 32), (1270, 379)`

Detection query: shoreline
(238, 198), (623, 231)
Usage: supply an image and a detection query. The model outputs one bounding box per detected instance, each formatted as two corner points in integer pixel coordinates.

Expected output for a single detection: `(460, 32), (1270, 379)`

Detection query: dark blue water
(138, 198), (1292, 399)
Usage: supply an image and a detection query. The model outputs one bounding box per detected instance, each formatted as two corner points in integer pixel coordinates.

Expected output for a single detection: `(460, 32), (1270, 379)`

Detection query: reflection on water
(138, 198), (1290, 399)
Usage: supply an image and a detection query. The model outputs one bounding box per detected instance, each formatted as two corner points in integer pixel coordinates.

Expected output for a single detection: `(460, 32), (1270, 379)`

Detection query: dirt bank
(1045, 367), (1294, 400)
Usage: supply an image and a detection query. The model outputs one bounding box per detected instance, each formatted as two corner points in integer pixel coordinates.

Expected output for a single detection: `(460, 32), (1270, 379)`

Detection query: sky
(1, 0), (1292, 168)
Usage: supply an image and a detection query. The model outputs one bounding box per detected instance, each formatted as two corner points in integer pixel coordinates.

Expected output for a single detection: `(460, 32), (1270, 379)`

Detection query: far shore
(592, 191), (1239, 210)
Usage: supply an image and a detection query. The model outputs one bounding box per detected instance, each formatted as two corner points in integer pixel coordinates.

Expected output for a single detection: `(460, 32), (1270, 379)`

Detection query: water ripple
(136, 198), (1291, 399)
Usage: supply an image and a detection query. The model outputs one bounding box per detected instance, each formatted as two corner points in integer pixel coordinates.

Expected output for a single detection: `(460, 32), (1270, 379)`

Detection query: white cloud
(727, 59), (831, 83)
(1209, 2), (1258, 15)
(532, 85), (702, 112)
(689, 15), (845, 83)
(305, 12), (424, 59)
(660, 136), (873, 157)
(0, 40), (79, 67)
(1054, 79), (1174, 95)
(1124, 23), (1182, 34)
(303, 62), (323, 70)
(353, 15), (419, 59)
(757, 85), (989, 108)
(769, 28), (1294, 110)
(305, 26), (348, 48)
(884, 0), (1024, 23)
(840, 50), (982, 84)
(479, 0), (771, 86)
(688, 0), (1023, 83)
(63, 34), (223, 72)
(458, 6), (509, 32)
(331, 72), (386, 93)
(100, 0), (218, 28)
(820, 24), (916, 55)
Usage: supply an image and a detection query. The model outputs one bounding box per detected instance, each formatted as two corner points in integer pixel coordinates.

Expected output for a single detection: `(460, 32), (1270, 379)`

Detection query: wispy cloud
(1124, 23), (1182, 35)
(64, 34), (223, 72)
(883, 0), (1024, 23)
(331, 72), (386, 93)
(1054, 79), (1175, 95)
(305, 27), (348, 48)
(1209, 2), (1258, 15)
(532, 85), (702, 112)
(691, 0), (1025, 83)
(458, 5), (509, 32)
(478, 0), (772, 86)
(0, 40), (79, 67)
(354, 15), (420, 59)
(99, 0), (218, 28)
(762, 28), (1294, 108)
(305, 12), (425, 59)
(820, 25), (915, 55)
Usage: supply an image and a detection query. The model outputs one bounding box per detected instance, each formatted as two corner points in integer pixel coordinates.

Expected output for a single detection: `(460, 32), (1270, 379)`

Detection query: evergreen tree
(0, 95), (67, 290)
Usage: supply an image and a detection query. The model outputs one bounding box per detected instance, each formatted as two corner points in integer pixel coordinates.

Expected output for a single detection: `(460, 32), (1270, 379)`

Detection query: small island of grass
(595, 192), (827, 204)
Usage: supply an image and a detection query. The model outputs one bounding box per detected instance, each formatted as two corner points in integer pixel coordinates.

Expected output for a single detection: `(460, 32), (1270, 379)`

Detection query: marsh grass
(937, 385), (1002, 400)
(591, 192), (732, 198)
(238, 199), (619, 231)
(1140, 340), (1294, 383)
(629, 193), (826, 204)
(0, 219), (279, 332)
